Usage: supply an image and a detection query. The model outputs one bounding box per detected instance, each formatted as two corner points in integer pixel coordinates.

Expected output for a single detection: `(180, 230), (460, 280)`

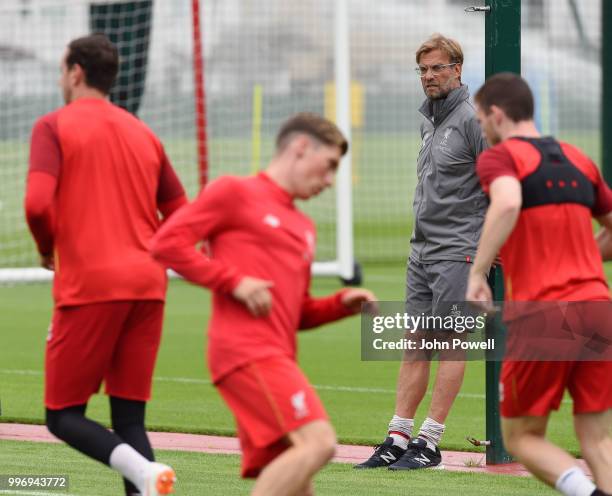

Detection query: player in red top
(151, 113), (376, 495)
(25, 34), (187, 496)
(467, 73), (612, 496)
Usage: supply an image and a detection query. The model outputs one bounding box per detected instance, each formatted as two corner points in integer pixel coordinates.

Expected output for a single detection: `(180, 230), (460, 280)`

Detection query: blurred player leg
(251, 420), (336, 496)
(106, 300), (164, 494)
(46, 302), (173, 495)
(502, 416), (592, 493)
(46, 404), (123, 462)
(296, 481), (315, 496)
(45, 405), (173, 495)
(574, 410), (612, 492)
(107, 301), (166, 494)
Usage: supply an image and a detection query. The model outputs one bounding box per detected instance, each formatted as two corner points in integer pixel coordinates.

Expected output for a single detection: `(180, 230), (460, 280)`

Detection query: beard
(423, 76), (460, 100)
(427, 87), (451, 100)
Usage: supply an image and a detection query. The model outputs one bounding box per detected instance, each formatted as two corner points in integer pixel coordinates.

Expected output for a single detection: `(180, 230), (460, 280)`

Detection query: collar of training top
(418, 84), (469, 125)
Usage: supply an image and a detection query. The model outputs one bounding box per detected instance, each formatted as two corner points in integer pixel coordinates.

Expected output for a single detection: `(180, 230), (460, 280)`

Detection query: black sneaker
(354, 437), (407, 469)
(388, 437), (443, 470)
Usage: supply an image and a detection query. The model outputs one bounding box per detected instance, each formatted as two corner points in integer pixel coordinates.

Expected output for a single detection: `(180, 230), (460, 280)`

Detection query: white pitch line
(1, 368), (576, 404)
(0, 369), (42, 376)
(0, 368), (483, 400)
(312, 383), (487, 399)
(158, 376), (211, 385)
(356, 273), (404, 283)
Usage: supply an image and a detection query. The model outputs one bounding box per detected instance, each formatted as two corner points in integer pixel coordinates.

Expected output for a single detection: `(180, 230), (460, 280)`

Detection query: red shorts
(500, 360), (612, 417)
(216, 355), (328, 478)
(45, 300), (164, 409)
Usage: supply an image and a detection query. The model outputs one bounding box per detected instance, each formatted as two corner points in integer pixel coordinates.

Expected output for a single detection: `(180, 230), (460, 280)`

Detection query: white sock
(555, 466), (596, 496)
(388, 415), (413, 449)
(418, 417), (445, 451)
(109, 443), (150, 493)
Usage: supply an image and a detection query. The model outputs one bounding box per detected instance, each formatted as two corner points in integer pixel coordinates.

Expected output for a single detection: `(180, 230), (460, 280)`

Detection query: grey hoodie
(409, 84), (488, 263)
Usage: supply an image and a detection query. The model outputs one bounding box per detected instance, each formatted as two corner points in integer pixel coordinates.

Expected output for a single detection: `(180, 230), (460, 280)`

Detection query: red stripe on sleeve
(29, 113), (61, 177)
(24, 171), (57, 256)
(157, 148), (186, 204)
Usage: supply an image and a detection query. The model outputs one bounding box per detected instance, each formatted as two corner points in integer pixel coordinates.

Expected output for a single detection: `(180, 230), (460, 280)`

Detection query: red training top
(151, 173), (352, 382)
(26, 98), (186, 307)
(477, 137), (612, 301)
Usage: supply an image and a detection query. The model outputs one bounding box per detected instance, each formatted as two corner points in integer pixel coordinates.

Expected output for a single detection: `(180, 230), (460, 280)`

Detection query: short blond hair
(276, 112), (348, 156)
(416, 33), (464, 65)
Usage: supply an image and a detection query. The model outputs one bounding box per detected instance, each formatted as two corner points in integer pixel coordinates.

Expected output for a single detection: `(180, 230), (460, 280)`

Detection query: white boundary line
(0, 366), (575, 408)
(0, 368), (490, 400)
(0, 367), (576, 404)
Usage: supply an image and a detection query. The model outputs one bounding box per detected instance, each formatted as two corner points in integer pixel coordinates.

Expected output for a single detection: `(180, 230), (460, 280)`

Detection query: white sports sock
(418, 417), (445, 451)
(555, 466), (596, 496)
(109, 443), (150, 493)
(388, 415), (413, 449)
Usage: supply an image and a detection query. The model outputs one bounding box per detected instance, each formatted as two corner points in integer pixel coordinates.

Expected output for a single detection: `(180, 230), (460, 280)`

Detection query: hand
(232, 277), (274, 317)
(40, 253), (54, 271)
(341, 288), (378, 314)
(466, 271), (494, 312)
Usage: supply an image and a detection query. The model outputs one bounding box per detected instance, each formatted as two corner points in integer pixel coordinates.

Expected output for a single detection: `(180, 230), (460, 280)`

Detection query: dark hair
(66, 33), (119, 94)
(276, 113), (348, 156)
(474, 72), (534, 122)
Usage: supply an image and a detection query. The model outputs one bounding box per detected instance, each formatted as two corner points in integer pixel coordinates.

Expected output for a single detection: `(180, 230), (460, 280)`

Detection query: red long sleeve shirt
(25, 98), (186, 307)
(151, 173), (352, 382)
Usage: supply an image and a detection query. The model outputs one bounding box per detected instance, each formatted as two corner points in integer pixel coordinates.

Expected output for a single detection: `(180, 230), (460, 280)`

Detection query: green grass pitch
(0, 439), (553, 496)
(4, 261), (610, 490)
(0, 266), (584, 452)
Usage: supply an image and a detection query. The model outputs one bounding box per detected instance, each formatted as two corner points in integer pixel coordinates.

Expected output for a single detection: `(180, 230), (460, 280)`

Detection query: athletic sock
(109, 443), (151, 493)
(555, 466), (596, 496)
(417, 417), (445, 451)
(387, 415), (413, 449)
(110, 397), (153, 496)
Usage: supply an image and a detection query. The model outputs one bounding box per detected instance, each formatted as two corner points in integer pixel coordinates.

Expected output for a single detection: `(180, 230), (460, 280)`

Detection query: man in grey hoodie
(356, 33), (487, 470)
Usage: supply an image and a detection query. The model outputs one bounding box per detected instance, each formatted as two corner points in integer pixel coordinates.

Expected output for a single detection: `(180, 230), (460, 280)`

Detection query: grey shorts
(405, 259), (471, 318)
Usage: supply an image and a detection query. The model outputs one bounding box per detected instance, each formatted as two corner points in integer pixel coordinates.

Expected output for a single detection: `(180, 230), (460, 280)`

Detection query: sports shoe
(354, 437), (407, 469)
(388, 437), (443, 470)
(143, 462), (176, 495)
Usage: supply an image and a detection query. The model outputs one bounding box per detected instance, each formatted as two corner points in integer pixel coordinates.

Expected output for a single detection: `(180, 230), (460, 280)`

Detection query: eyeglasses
(414, 63), (457, 77)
